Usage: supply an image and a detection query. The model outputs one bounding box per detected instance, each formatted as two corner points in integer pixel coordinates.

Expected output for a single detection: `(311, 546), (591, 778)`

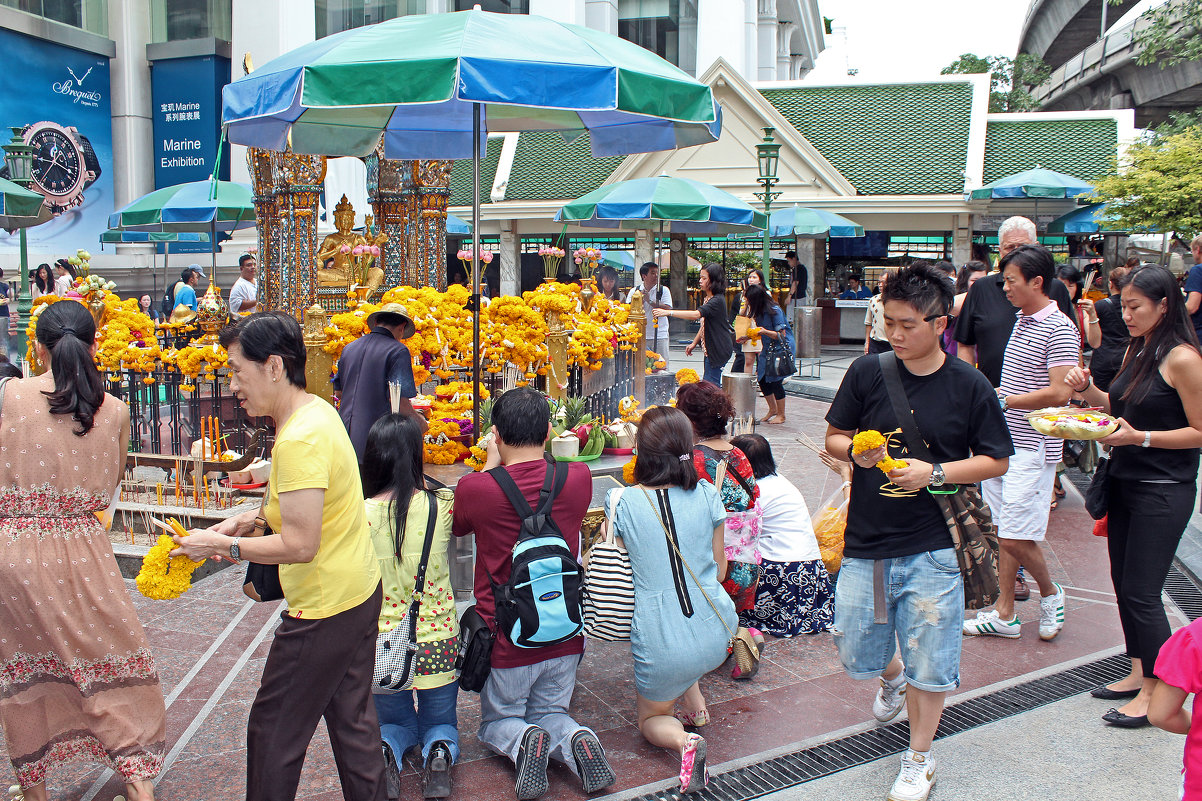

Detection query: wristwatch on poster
(21, 121), (102, 213)
(929, 463), (946, 487)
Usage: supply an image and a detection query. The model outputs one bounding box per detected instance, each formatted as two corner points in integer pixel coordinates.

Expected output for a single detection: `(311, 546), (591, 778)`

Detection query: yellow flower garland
(675, 368), (700, 385)
(135, 519), (205, 600)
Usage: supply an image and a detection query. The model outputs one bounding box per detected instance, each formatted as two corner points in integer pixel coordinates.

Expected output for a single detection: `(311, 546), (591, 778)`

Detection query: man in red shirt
(452, 388), (615, 800)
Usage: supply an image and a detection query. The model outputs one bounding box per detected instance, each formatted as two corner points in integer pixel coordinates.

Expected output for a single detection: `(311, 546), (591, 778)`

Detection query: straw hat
(366, 303), (415, 339)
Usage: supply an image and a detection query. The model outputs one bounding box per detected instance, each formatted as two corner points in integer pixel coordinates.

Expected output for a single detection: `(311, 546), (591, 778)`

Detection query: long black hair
(34, 263), (52, 294)
(361, 413), (429, 556)
(701, 262), (726, 297)
(595, 264), (621, 300)
(36, 300), (105, 436)
(1115, 265), (1200, 403)
(743, 283), (778, 320)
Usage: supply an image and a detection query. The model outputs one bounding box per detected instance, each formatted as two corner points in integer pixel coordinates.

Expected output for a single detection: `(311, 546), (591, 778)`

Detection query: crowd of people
(3, 221), (1202, 801)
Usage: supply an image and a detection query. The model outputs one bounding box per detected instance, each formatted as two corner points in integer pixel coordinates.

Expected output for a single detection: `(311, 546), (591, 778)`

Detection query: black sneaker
(423, 741), (454, 799)
(514, 726), (550, 800)
(571, 730), (616, 794)
(383, 742), (402, 801)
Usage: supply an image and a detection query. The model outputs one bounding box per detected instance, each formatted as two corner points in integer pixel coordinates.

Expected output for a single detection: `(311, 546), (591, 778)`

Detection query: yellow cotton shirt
(263, 397), (379, 619)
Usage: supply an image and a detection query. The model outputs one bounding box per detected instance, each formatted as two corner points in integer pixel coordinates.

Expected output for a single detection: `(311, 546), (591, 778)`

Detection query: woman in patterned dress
(0, 300), (165, 801)
(361, 414), (460, 800)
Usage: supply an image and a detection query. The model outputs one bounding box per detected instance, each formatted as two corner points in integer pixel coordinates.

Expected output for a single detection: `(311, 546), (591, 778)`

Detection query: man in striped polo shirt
(964, 244), (1078, 642)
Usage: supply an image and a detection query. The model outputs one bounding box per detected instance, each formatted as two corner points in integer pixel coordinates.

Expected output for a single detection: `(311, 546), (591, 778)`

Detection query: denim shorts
(833, 548), (963, 692)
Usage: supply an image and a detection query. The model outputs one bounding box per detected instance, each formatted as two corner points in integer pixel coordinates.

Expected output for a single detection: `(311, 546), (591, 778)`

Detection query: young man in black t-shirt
(826, 263), (1013, 801)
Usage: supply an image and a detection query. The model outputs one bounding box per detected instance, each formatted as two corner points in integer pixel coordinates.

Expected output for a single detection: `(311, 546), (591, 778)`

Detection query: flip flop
(674, 708), (711, 727)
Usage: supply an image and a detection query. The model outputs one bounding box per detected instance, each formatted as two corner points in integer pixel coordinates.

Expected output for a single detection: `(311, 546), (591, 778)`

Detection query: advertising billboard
(150, 55), (231, 189)
(0, 27), (113, 253)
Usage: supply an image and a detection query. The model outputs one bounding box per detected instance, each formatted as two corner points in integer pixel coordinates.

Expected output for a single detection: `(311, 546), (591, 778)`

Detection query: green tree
(1090, 126), (1202, 236)
(941, 53), (1051, 112)
(1150, 107), (1202, 141)
(1112, 0), (1202, 68)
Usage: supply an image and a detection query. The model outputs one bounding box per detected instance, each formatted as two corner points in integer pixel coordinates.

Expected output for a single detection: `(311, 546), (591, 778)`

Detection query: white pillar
(697, 0), (745, 78)
(499, 220), (520, 297)
(952, 214), (973, 267)
(634, 228), (654, 268)
(757, 0), (776, 82)
(678, 1), (698, 76)
(530, 0), (585, 24)
(584, 0), (618, 34)
(109, 0), (153, 210)
(796, 236), (825, 299)
(777, 20), (797, 80)
(744, 0), (758, 80)
(228, 0), (316, 186)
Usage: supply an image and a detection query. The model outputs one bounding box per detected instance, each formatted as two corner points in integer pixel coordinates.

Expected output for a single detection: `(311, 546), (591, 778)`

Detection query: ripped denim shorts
(832, 548), (963, 693)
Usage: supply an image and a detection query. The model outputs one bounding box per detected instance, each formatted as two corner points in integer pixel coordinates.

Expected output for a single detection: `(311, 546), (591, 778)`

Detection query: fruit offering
(1027, 407), (1118, 440)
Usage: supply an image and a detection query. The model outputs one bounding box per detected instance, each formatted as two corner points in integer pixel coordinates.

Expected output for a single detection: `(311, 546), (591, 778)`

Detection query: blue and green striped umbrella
(557, 176), (766, 235)
(970, 167), (1093, 200)
(0, 176), (51, 230)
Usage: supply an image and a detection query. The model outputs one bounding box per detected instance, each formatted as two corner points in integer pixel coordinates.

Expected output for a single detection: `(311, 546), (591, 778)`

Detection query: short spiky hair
(880, 262), (954, 319)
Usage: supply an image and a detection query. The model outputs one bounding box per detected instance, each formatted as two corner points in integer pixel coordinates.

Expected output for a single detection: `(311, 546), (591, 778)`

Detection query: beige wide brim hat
(366, 302), (416, 339)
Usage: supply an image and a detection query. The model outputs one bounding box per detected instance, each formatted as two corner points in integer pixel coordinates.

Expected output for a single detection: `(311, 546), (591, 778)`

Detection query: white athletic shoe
(872, 673), (907, 722)
(1039, 582), (1066, 641)
(887, 750), (936, 801)
(962, 609), (1021, 638)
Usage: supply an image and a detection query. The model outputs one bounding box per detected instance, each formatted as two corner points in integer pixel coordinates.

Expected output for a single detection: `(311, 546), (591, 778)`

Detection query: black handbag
(764, 334), (796, 379)
(1085, 456), (1110, 520)
(456, 605), (495, 692)
(242, 496), (284, 602)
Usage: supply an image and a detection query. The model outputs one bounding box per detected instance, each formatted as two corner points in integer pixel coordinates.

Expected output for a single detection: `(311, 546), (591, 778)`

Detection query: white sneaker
(872, 673), (907, 722)
(1039, 583), (1066, 641)
(962, 609), (1021, 638)
(887, 750), (936, 801)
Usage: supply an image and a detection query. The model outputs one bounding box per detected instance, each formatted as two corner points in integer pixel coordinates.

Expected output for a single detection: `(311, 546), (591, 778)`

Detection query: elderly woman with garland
(0, 300), (165, 801)
(172, 312), (387, 800)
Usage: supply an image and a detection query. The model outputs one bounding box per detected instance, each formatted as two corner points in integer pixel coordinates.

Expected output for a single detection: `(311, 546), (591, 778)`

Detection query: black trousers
(1106, 480), (1195, 678)
(758, 378), (786, 400)
(246, 583), (386, 801)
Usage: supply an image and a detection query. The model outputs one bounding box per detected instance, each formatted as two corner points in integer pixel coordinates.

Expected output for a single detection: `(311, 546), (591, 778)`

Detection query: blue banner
(0, 28), (113, 253)
(150, 55), (231, 188)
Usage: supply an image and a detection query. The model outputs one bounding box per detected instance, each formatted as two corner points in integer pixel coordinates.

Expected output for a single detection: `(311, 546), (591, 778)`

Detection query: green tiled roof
(449, 137), (504, 206)
(504, 131), (625, 201)
(760, 82), (975, 195)
(982, 119), (1117, 184)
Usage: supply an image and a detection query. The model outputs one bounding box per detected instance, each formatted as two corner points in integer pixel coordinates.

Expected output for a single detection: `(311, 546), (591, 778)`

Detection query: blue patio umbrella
(761, 205), (865, 238)
(446, 213), (471, 236)
(556, 176), (766, 235)
(599, 248), (635, 271)
(1046, 203), (1123, 234)
(99, 230), (216, 297)
(969, 167), (1093, 200)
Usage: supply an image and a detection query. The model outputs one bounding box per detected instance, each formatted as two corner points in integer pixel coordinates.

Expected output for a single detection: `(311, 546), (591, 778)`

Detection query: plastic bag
(811, 484), (848, 575)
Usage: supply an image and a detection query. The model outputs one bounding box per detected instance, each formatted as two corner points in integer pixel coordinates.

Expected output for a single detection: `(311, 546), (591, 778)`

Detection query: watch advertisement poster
(0, 27), (113, 252)
(150, 54), (231, 253)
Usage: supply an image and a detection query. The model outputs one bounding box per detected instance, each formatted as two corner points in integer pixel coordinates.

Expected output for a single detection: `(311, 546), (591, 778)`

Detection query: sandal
(1049, 497), (1059, 512)
(674, 708), (711, 727)
(679, 734), (708, 794)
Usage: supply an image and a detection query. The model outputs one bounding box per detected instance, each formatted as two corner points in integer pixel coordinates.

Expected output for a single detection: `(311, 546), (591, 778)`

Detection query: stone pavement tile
(177, 698), (253, 758)
(757, 632), (842, 681)
(703, 679), (871, 753)
(154, 748), (248, 801)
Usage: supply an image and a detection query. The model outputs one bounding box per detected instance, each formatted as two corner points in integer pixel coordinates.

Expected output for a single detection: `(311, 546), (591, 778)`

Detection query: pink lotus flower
(340, 244), (352, 254)
(481, 251), (494, 264)
(370, 246), (381, 257)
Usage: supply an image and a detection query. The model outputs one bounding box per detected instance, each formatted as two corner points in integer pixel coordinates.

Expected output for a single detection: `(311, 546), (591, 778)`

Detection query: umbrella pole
(471, 102), (482, 440)
(211, 220), (217, 278)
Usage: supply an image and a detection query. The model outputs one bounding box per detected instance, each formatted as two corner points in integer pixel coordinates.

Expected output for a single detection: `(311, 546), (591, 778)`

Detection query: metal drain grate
(1166, 562), (1202, 621)
(626, 655), (1131, 801)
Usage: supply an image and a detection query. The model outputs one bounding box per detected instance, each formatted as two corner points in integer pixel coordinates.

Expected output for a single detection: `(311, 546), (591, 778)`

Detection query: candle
(156, 483), (163, 507)
(214, 416), (221, 459)
(199, 416), (207, 462)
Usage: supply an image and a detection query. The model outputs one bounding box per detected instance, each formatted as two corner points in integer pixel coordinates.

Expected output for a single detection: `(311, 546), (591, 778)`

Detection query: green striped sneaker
(1039, 583), (1066, 641)
(962, 609), (1021, 638)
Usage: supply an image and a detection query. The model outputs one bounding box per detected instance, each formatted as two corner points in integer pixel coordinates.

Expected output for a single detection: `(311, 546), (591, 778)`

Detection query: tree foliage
(1114, 0), (1202, 68)
(1090, 126), (1202, 236)
(1152, 107), (1202, 141)
(941, 53), (1051, 112)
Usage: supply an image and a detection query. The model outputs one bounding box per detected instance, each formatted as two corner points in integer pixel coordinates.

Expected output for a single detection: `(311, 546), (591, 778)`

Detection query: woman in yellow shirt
(173, 312), (385, 801)
(362, 414), (460, 799)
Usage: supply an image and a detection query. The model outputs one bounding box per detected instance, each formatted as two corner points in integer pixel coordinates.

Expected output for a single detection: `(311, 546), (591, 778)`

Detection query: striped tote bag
(583, 488), (635, 641)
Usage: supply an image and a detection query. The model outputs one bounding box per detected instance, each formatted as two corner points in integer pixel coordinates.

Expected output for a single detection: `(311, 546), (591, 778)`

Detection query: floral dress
(0, 374), (166, 789)
(693, 444), (762, 612)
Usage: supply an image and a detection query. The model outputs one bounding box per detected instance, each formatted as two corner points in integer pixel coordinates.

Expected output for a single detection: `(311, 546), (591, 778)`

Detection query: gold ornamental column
(629, 288), (647, 407)
(303, 303), (334, 402)
(247, 148), (281, 311)
(408, 160), (452, 291)
(545, 310), (569, 401)
(268, 151), (327, 319)
(366, 148), (409, 288)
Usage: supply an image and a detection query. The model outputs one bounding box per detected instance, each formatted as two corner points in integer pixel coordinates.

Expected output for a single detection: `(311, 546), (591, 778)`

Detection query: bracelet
(1073, 378), (1091, 393)
(1087, 318), (1099, 325)
(846, 442), (857, 464)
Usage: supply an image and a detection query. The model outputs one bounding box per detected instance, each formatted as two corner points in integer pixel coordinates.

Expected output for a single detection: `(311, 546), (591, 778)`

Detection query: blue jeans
(833, 548), (963, 692)
(372, 680), (460, 764)
(479, 653), (591, 778)
(702, 354), (727, 385)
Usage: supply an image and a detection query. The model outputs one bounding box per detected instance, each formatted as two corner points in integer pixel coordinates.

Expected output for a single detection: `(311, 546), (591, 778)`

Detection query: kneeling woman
(606, 407), (737, 794)
(362, 414), (460, 799)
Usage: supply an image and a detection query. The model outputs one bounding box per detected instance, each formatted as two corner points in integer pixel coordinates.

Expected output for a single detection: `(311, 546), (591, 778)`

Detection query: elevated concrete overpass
(1018, 0), (1141, 67)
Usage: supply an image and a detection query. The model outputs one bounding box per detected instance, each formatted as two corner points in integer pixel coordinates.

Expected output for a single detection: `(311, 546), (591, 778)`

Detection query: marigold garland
(851, 430), (908, 474)
(135, 519), (205, 600)
(622, 455), (637, 485)
(675, 368), (700, 385)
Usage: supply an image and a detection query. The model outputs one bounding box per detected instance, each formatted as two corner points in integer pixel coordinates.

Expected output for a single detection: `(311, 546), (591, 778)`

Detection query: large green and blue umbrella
(107, 179), (255, 233)
(99, 230), (214, 245)
(970, 167), (1093, 200)
(0, 176), (51, 230)
(220, 9), (720, 160)
(556, 176), (765, 235)
(762, 205), (864, 238)
(1046, 203), (1123, 234)
(446, 213), (471, 236)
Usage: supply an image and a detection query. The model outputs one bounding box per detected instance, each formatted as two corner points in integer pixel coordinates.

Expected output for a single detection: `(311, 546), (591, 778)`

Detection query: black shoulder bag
(879, 352), (1001, 610)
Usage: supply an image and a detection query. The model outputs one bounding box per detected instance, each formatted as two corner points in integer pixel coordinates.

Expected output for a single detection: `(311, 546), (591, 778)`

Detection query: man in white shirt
(625, 262), (673, 368)
(228, 254), (258, 315)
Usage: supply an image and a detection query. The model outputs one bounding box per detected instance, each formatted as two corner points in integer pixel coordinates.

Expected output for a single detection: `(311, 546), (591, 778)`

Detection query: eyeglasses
(923, 313), (949, 322)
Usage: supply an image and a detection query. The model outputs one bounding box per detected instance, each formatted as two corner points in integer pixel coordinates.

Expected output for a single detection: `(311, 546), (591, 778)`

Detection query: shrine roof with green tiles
(449, 137), (504, 206)
(760, 81), (975, 195)
(982, 118), (1118, 184)
(448, 131), (625, 205)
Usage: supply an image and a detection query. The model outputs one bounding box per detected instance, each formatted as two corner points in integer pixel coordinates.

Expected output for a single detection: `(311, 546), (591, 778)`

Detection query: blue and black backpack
(488, 458), (584, 649)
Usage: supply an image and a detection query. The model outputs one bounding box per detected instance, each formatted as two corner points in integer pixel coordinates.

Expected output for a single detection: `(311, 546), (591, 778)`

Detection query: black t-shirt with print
(698, 294), (733, 366)
(825, 353), (1014, 559)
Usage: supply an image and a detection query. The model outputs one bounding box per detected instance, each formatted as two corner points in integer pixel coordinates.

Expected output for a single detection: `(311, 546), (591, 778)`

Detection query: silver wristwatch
(929, 463), (946, 487)
(230, 537), (241, 560)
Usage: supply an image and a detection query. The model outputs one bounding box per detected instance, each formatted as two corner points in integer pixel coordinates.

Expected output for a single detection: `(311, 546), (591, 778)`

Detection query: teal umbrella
(99, 229), (213, 245)
(764, 205), (864, 238)
(557, 176), (765, 234)
(970, 167), (1093, 200)
(1046, 203), (1123, 234)
(446, 213), (471, 236)
(0, 176), (51, 230)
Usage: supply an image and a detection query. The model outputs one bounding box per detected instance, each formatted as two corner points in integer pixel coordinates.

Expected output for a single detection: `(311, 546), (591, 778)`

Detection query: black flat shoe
(1102, 708), (1150, 728)
(423, 741), (454, 799)
(1090, 685), (1140, 700)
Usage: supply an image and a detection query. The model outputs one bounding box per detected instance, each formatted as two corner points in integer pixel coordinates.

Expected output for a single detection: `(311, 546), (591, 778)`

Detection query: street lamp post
(753, 127), (782, 274)
(3, 127), (36, 358)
